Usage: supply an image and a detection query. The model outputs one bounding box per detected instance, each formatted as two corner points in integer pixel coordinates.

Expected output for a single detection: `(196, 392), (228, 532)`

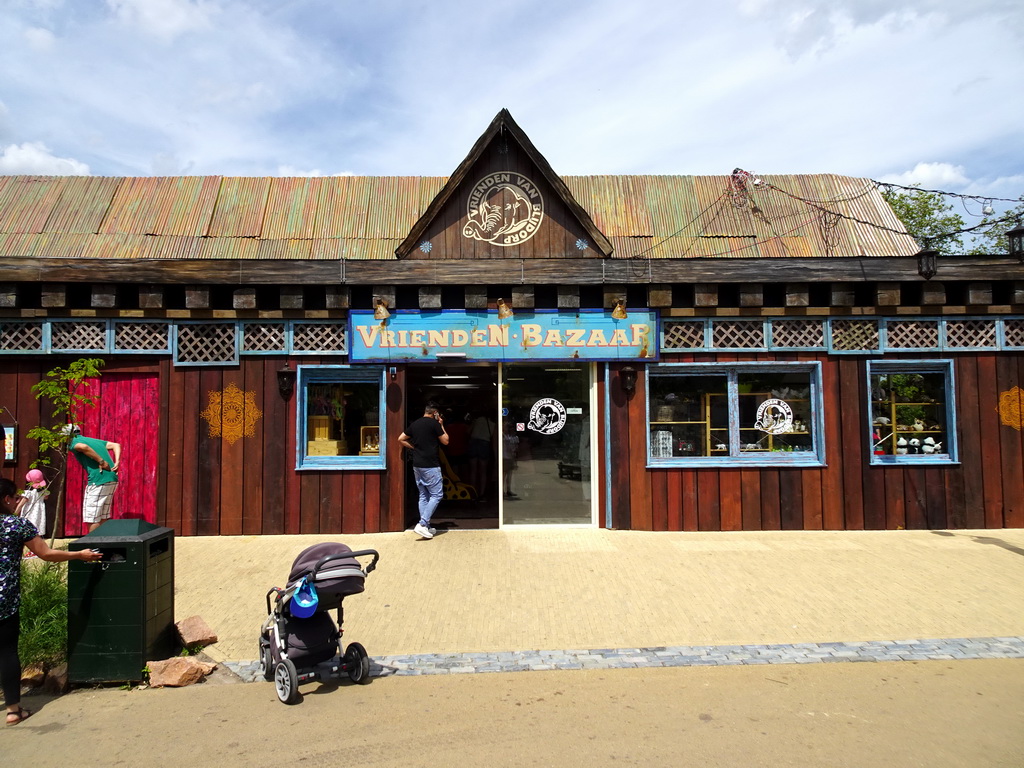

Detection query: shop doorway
(499, 362), (596, 526)
(404, 364), (499, 529)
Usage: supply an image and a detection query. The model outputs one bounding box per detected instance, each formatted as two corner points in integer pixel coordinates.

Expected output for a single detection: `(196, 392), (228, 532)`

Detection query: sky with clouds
(1, 0), (1022, 216)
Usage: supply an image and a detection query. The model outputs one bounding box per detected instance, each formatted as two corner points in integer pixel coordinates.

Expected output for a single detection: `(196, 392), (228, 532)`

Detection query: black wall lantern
(1007, 224), (1024, 262)
(916, 248), (938, 280)
(277, 362), (296, 400)
(620, 365), (638, 396)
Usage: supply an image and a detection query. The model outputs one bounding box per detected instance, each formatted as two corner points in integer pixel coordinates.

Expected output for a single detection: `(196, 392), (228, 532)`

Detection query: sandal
(6, 707), (33, 726)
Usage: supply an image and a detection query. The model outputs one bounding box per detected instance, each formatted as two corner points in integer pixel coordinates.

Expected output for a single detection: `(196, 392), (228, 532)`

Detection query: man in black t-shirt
(398, 403), (449, 539)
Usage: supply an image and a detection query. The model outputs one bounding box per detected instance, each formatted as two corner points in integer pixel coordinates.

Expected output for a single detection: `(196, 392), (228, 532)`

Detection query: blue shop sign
(348, 310), (659, 362)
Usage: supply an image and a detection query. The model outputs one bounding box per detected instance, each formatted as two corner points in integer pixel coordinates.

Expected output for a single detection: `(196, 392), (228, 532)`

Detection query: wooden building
(1, 110), (1023, 536)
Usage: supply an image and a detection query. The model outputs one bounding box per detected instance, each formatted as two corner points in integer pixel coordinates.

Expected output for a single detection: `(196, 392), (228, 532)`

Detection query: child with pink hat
(18, 470), (48, 545)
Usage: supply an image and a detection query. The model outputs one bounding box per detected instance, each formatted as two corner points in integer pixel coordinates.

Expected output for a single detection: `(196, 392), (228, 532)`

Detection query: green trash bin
(67, 520), (175, 683)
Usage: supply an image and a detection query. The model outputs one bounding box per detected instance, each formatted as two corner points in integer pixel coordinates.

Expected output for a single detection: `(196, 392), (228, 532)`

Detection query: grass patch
(19, 560), (69, 668)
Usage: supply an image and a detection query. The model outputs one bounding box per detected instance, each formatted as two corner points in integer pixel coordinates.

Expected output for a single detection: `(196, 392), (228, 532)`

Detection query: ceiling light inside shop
(431, 375), (470, 380)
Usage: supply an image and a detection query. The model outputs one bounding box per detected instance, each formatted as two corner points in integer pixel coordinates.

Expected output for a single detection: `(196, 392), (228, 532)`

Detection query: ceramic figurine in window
(896, 436), (908, 455)
(908, 438), (921, 454)
(873, 416), (891, 426)
(912, 418), (925, 432)
(921, 437), (942, 454)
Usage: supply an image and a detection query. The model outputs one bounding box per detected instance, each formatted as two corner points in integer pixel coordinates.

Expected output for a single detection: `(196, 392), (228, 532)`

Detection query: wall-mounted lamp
(619, 365), (638, 396)
(611, 298), (628, 319)
(277, 362), (296, 400)
(1007, 224), (1024, 262)
(373, 297), (391, 320)
(497, 298), (514, 319)
(916, 248), (938, 280)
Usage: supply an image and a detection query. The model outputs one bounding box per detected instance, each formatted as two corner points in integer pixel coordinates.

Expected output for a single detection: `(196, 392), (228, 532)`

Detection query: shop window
(647, 363), (823, 466)
(867, 360), (956, 464)
(296, 365), (385, 470)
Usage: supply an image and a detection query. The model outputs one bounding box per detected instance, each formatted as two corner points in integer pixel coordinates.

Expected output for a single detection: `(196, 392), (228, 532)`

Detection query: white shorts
(83, 483), (117, 523)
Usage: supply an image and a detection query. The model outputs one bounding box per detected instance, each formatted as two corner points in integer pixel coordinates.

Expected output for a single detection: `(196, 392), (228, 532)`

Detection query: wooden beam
(233, 287), (257, 310)
(785, 283), (809, 307)
(2, 255), (1023, 285)
(91, 284), (117, 308)
(920, 281), (946, 306)
(557, 286), (580, 309)
(465, 286), (487, 310)
(1013, 281), (1024, 305)
(967, 282), (992, 305)
(740, 284), (763, 307)
(371, 285), (395, 312)
(0, 284), (15, 308)
(419, 286), (442, 309)
(280, 287), (304, 309)
(139, 285), (164, 309)
(875, 282), (900, 307)
(830, 285), (855, 306)
(185, 286), (210, 309)
(694, 283), (718, 307)
(647, 284), (672, 308)
(603, 285), (626, 312)
(512, 287), (535, 309)
(325, 286), (350, 310)
(41, 283), (67, 308)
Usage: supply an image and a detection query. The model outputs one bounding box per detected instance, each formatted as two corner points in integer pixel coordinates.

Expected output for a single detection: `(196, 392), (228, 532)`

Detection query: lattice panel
(886, 320), (939, 349)
(944, 319), (997, 349)
(662, 321), (706, 350)
(0, 322), (44, 351)
(830, 319), (879, 351)
(50, 321), (107, 351)
(114, 322), (169, 351)
(712, 320), (765, 349)
(770, 318), (825, 348)
(175, 323), (237, 363)
(242, 323), (286, 352)
(1004, 319), (1024, 348)
(292, 323), (346, 352)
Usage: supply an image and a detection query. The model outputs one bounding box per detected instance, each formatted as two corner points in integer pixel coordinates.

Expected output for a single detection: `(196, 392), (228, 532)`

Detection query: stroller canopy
(287, 543), (366, 609)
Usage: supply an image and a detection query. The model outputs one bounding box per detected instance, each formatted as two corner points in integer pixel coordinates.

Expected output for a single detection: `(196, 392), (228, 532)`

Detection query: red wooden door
(64, 373), (160, 536)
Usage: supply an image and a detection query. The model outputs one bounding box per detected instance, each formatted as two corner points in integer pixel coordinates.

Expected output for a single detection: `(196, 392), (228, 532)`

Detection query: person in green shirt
(65, 425), (121, 533)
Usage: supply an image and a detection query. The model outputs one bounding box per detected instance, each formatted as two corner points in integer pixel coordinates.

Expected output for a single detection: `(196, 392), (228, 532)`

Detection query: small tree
(881, 187), (965, 254)
(27, 357), (105, 543)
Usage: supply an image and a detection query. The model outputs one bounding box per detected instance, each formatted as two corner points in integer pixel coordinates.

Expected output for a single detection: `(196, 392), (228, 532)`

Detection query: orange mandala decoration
(200, 382), (263, 445)
(998, 386), (1024, 431)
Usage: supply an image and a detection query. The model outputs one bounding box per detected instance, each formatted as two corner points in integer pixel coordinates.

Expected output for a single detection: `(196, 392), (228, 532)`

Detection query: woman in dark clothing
(0, 477), (101, 725)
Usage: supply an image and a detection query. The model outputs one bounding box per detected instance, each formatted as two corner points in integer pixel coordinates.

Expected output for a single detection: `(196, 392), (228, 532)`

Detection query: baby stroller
(259, 542), (380, 704)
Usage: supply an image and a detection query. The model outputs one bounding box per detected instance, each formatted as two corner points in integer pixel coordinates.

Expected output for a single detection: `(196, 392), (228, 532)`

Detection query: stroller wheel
(258, 639), (273, 682)
(274, 659), (300, 705)
(344, 642), (371, 684)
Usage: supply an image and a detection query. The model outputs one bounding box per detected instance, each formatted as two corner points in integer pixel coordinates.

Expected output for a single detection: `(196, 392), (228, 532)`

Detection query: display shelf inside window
(649, 377), (727, 458)
(721, 392), (813, 454)
(305, 382), (380, 458)
(870, 373), (946, 456)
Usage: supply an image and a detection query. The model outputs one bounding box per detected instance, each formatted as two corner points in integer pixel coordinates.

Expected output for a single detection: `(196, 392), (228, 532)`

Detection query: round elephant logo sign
(527, 398), (567, 435)
(753, 398), (794, 434)
(463, 172), (544, 246)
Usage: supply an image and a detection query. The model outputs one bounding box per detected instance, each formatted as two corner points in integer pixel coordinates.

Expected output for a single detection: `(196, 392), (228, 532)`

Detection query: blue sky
(1, 0), (1022, 213)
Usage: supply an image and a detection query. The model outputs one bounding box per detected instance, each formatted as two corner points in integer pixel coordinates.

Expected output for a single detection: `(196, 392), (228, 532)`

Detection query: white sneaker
(413, 523), (435, 539)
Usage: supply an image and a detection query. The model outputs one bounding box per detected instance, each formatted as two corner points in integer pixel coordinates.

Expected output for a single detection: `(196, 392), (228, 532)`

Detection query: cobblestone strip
(223, 636), (1024, 682)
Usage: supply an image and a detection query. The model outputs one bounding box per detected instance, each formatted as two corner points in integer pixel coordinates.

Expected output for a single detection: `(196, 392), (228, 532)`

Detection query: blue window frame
(296, 365), (386, 470)
(646, 362), (825, 467)
(866, 359), (957, 464)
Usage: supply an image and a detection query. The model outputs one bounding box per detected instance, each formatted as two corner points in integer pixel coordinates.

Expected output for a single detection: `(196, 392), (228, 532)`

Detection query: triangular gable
(396, 109), (613, 259)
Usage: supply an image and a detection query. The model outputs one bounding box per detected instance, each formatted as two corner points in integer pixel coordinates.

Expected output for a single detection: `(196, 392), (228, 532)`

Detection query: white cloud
(106, 0), (213, 40)
(276, 166), (354, 177)
(23, 26), (55, 50)
(0, 142), (90, 174)
(878, 162), (970, 189)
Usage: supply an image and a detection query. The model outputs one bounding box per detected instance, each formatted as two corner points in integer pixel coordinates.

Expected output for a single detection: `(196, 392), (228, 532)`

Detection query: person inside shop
(467, 407), (496, 503)
(0, 477), (102, 725)
(397, 403), (449, 540)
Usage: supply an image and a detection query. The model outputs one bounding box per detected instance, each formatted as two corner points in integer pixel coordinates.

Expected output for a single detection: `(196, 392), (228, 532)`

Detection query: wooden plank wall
(609, 353), (1024, 531)
(0, 356), (400, 536)
(2, 353), (1021, 534)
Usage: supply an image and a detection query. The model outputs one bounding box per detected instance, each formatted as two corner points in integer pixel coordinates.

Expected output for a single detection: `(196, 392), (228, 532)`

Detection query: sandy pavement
(3, 659), (1022, 767)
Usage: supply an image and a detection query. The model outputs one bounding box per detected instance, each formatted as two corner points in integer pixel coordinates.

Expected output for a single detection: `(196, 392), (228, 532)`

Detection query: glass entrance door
(499, 362), (595, 526)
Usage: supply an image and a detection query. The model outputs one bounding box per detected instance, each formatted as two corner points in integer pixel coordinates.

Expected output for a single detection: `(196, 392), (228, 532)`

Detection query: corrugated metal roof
(0, 173), (918, 260)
